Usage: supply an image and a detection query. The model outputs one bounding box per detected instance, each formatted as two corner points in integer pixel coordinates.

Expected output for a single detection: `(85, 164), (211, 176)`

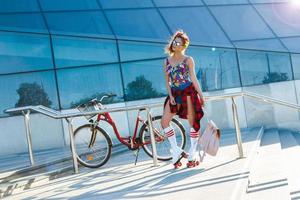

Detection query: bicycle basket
(77, 101), (101, 120)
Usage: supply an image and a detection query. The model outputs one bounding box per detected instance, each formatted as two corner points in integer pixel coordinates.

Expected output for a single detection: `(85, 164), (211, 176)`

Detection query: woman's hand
(198, 94), (205, 107)
(169, 95), (176, 105)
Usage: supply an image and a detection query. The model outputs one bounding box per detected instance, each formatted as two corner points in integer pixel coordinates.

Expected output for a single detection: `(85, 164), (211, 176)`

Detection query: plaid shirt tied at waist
(163, 84), (204, 132)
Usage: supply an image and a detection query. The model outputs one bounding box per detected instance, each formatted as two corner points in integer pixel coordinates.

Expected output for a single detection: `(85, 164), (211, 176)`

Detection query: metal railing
(6, 90), (299, 174)
(5, 103), (162, 174)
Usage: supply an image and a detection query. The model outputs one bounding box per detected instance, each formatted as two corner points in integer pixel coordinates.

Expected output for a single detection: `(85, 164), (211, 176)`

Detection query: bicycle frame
(93, 109), (154, 150)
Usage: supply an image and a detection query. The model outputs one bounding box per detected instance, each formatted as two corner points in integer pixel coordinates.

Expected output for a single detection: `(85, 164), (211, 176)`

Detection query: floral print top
(165, 57), (192, 90)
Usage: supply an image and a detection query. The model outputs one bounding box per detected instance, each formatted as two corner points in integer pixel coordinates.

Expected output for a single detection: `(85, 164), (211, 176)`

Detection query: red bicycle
(73, 94), (186, 168)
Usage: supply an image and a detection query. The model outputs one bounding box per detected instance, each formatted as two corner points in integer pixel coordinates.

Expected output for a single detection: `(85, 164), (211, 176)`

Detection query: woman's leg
(161, 99), (177, 129)
(161, 100), (184, 165)
(186, 96), (200, 166)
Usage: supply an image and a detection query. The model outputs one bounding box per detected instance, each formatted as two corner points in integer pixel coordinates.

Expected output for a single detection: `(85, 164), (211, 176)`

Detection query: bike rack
(6, 91), (294, 174)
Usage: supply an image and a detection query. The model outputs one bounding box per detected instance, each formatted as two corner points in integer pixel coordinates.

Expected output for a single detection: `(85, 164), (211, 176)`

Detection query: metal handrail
(5, 103), (162, 173)
(242, 91), (300, 110)
(7, 91), (299, 116)
(5, 90), (299, 174)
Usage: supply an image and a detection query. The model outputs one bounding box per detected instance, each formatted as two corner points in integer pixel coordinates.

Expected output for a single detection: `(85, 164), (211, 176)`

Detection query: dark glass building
(0, 0), (300, 115)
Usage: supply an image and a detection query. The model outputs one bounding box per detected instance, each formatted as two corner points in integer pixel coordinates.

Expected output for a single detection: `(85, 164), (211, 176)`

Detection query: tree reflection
(15, 82), (52, 107)
(125, 75), (164, 101)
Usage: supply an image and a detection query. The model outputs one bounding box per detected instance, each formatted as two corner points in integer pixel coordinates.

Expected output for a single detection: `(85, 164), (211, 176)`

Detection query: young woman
(161, 30), (205, 168)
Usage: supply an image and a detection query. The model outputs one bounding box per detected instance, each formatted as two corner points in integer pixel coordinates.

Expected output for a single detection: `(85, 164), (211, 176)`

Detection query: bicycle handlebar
(89, 94), (117, 105)
(100, 94), (117, 102)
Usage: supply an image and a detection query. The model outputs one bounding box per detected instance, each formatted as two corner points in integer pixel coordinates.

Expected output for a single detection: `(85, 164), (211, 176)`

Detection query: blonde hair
(164, 29), (190, 56)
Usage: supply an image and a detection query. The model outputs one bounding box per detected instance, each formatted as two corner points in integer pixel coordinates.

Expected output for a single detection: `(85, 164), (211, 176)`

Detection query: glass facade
(1, 0), (300, 116)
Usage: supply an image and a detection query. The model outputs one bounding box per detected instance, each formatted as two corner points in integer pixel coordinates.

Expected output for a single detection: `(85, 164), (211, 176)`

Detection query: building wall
(2, 80), (300, 157)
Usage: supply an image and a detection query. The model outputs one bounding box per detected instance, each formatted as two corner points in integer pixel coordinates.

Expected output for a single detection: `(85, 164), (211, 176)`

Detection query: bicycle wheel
(139, 115), (186, 161)
(73, 124), (112, 168)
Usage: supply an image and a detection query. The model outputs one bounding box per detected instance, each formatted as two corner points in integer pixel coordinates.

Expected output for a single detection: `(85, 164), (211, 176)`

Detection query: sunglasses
(172, 40), (182, 47)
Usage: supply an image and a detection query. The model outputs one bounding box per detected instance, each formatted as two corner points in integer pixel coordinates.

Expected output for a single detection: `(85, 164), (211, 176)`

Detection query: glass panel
(255, 4), (300, 37)
(250, 0), (289, 3)
(159, 7), (233, 47)
(238, 50), (292, 86)
(268, 52), (292, 81)
(153, 0), (203, 7)
(56, 65), (124, 109)
(118, 41), (165, 62)
(0, 71), (59, 116)
(45, 11), (114, 38)
(292, 54), (300, 79)
(99, 0), (154, 9)
(234, 38), (287, 52)
(0, 13), (47, 33)
(210, 5), (275, 40)
(204, 0), (248, 5)
(39, 0), (100, 11)
(238, 50), (269, 86)
(0, 32), (53, 74)
(0, 0), (40, 13)
(268, 53), (292, 81)
(52, 36), (118, 68)
(281, 37), (300, 53)
(121, 59), (166, 101)
(105, 9), (170, 41)
(188, 46), (241, 91)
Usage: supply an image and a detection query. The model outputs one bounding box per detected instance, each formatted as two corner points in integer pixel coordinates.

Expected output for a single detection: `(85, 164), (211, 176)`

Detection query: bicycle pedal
(133, 150), (138, 156)
(87, 155), (94, 161)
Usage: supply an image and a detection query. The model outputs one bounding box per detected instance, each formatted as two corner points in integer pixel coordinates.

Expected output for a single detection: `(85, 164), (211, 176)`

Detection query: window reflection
(105, 9), (170, 41)
(118, 41), (165, 62)
(45, 11), (114, 38)
(56, 65), (124, 109)
(160, 7), (232, 47)
(53, 36), (118, 68)
(238, 50), (292, 86)
(0, 71), (59, 116)
(188, 47), (241, 91)
(210, 5), (274, 40)
(291, 54), (300, 80)
(0, 0), (39, 13)
(153, 0), (203, 7)
(39, 0), (100, 11)
(99, 0), (154, 9)
(0, 32), (53, 74)
(0, 13), (47, 33)
(121, 59), (167, 101)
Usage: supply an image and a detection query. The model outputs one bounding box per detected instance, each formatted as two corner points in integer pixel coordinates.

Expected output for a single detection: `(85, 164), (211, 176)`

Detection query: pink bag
(198, 119), (221, 162)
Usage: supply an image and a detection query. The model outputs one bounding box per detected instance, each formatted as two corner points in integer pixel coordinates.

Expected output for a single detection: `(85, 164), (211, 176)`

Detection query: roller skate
(186, 160), (199, 168)
(163, 126), (187, 169)
(173, 151), (188, 169)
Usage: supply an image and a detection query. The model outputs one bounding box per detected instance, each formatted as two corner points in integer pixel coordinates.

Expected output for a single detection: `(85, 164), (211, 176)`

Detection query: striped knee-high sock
(164, 126), (177, 150)
(189, 127), (199, 160)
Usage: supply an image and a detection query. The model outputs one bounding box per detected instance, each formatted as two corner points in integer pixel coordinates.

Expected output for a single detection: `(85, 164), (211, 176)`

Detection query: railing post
(231, 97), (244, 158)
(66, 118), (79, 173)
(146, 108), (158, 167)
(22, 110), (35, 166)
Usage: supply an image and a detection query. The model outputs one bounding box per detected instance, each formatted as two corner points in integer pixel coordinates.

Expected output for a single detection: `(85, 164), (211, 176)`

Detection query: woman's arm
(187, 56), (205, 105)
(163, 59), (176, 105)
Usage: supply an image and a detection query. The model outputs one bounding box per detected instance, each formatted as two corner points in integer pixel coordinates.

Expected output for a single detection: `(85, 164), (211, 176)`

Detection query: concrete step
(291, 190), (300, 200)
(279, 130), (300, 199)
(292, 132), (300, 145)
(0, 148), (72, 173)
(246, 129), (290, 200)
(0, 144), (127, 198)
